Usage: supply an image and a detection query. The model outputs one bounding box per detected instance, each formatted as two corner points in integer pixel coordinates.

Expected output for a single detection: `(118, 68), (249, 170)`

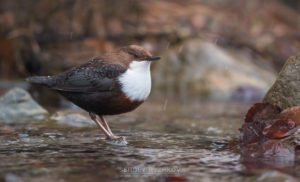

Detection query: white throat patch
(118, 61), (151, 101)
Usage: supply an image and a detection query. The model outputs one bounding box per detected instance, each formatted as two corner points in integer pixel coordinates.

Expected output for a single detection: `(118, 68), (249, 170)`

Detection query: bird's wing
(50, 59), (127, 93)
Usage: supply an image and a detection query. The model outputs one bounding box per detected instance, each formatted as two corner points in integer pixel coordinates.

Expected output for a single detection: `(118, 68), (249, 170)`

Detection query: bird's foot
(105, 136), (128, 146)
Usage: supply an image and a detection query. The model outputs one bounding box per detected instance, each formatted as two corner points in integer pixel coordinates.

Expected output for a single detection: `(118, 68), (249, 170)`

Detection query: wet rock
(152, 39), (276, 101)
(264, 53), (300, 109)
(0, 79), (30, 96)
(0, 87), (48, 123)
(50, 110), (95, 127)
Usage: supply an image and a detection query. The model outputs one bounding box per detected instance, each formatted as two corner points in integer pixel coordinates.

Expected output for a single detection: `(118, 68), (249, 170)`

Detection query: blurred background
(0, 0), (299, 106)
(1, 1), (300, 181)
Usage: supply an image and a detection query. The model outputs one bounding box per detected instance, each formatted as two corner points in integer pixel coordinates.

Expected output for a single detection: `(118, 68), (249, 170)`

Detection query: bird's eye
(129, 51), (139, 58)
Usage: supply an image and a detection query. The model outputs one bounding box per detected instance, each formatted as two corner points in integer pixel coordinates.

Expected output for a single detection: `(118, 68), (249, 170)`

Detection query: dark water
(0, 102), (299, 182)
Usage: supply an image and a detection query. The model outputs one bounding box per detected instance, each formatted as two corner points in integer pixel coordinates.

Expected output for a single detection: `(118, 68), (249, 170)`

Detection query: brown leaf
(262, 119), (298, 139)
(279, 106), (300, 125)
(240, 121), (267, 146)
(245, 103), (282, 123)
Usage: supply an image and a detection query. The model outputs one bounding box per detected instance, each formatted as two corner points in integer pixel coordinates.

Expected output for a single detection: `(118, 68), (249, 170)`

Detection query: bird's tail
(25, 76), (56, 87)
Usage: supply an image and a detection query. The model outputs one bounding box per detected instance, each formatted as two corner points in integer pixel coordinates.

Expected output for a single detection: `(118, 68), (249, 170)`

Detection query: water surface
(0, 101), (299, 182)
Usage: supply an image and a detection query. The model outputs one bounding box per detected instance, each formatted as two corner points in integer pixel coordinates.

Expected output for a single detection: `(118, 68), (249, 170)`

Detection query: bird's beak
(148, 56), (161, 61)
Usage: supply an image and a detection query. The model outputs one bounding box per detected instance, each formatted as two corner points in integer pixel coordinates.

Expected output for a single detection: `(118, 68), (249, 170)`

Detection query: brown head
(101, 45), (160, 67)
(119, 45), (160, 62)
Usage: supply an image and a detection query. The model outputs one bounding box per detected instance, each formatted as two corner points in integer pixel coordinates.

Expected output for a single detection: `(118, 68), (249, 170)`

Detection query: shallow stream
(0, 101), (299, 182)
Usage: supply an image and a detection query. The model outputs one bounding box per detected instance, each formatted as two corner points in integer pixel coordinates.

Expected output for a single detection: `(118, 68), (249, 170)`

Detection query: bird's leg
(98, 115), (127, 145)
(90, 113), (127, 146)
(98, 115), (113, 136)
(89, 113), (112, 138)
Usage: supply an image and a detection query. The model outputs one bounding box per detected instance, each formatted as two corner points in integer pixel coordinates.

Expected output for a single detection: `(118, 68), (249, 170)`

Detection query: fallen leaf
(279, 106), (300, 125)
(245, 103), (281, 123)
(262, 119), (298, 139)
(240, 121), (267, 146)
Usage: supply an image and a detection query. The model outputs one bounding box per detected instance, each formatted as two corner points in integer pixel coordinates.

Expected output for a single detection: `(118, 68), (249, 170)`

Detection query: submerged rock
(0, 87), (48, 123)
(50, 110), (95, 127)
(264, 53), (300, 109)
(152, 39), (276, 101)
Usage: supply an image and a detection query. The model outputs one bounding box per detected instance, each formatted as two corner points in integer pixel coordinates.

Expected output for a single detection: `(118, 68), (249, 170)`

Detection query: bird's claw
(105, 136), (128, 146)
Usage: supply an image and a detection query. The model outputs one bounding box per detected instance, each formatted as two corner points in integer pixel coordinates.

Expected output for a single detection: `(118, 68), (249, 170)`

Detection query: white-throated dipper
(26, 45), (160, 146)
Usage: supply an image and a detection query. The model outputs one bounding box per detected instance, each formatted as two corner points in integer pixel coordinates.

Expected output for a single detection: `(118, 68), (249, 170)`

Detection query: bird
(26, 45), (161, 145)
